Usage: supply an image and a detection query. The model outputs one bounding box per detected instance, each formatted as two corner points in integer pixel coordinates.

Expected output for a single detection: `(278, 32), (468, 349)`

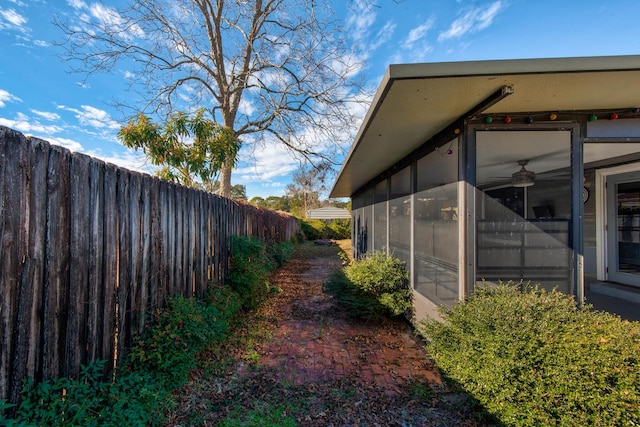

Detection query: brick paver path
(246, 248), (445, 396)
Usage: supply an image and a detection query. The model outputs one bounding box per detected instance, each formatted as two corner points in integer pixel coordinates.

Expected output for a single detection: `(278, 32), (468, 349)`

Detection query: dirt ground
(166, 241), (492, 426)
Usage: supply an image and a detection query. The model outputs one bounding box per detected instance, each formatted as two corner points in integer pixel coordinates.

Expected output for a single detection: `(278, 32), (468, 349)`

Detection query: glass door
(607, 171), (640, 287)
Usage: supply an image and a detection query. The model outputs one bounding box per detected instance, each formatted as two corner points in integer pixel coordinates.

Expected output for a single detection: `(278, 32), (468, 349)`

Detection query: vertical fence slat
(21, 138), (49, 384)
(139, 177), (154, 334)
(157, 180), (168, 306)
(174, 186), (184, 296)
(3, 130), (29, 405)
(67, 153), (92, 377)
(117, 169), (132, 358)
(102, 164), (118, 369)
(0, 127), (7, 403)
(129, 172), (143, 335)
(87, 159), (105, 364)
(42, 145), (71, 383)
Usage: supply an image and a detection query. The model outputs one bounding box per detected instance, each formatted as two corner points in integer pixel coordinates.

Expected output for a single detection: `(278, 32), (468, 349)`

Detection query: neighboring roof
(307, 207), (351, 219)
(330, 55), (640, 198)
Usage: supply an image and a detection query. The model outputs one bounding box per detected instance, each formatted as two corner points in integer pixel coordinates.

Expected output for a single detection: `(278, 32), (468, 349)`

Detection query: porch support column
(571, 124), (585, 305)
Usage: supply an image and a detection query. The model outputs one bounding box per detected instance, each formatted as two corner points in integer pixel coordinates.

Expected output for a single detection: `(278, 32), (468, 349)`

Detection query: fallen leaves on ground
(166, 241), (493, 426)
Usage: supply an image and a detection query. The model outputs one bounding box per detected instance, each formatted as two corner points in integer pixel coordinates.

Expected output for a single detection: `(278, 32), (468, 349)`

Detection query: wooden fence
(0, 126), (299, 406)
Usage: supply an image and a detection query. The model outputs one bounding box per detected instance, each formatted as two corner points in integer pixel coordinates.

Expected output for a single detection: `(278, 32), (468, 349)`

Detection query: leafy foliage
(129, 295), (230, 387)
(300, 218), (351, 240)
(325, 252), (412, 319)
(2, 361), (165, 427)
(118, 109), (239, 191)
(267, 241), (294, 269)
(419, 284), (640, 426)
(226, 236), (275, 309)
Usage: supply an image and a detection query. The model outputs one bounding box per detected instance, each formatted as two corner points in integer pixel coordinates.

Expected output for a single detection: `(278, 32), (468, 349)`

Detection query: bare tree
(54, 0), (366, 197)
(285, 162), (331, 217)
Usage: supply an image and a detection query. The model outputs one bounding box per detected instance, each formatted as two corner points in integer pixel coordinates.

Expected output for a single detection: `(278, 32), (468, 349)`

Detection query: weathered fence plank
(128, 172), (143, 338)
(4, 130), (31, 405)
(102, 163), (118, 370)
(42, 145), (71, 383)
(20, 138), (49, 385)
(0, 127), (7, 403)
(116, 169), (132, 359)
(67, 153), (92, 378)
(87, 159), (105, 364)
(0, 126), (299, 409)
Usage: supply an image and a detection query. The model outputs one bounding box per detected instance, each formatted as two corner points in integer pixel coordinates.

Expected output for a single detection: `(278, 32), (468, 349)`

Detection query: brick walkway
(246, 253), (445, 396)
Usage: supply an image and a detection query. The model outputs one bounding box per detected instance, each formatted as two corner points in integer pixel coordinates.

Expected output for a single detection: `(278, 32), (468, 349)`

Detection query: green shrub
(2, 292), (236, 426)
(226, 235), (273, 309)
(2, 360), (165, 427)
(130, 295), (229, 387)
(300, 219), (324, 240)
(418, 284), (640, 426)
(328, 219), (351, 239)
(267, 241), (294, 268)
(300, 218), (351, 240)
(325, 252), (412, 319)
(345, 252), (412, 317)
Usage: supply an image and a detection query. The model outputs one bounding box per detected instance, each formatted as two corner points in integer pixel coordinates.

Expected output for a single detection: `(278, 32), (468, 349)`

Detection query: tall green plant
(226, 236), (274, 309)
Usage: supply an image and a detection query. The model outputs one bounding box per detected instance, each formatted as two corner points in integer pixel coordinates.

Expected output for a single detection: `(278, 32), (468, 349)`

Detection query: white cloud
(0, 8), (27, 32)
(86, 147), (152, 174)
(57, 104), (120, 130)
(238, 98), (256, 116)
(89, 3), (144, 39)
(0, 114), (62, 135)
(438, 1), (505, 41)
(67, 0), (88, 9)
(30, 109), (60, 121)
(235, 141), (299, 183)
(403, 18), (435, 49)
(33, 39), (49, 47)
(123, 70), (135, 79)
(46, 136), (83, 152)
(346, 0), (377, 42)
(0, 89), (21, 107)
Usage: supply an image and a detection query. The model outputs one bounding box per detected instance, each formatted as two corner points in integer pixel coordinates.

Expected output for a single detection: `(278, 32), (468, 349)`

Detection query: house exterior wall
(351, 115), (640, 322)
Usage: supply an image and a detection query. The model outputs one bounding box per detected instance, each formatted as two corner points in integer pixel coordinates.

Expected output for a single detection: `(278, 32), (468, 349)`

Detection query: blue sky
(1, 0), (639, 199)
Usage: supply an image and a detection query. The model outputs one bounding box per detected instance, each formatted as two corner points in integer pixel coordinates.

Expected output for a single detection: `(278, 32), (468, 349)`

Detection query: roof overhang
(330, 55), (640, 198)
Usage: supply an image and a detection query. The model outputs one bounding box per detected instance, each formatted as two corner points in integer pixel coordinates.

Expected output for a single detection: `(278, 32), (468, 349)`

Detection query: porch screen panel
(475, 130), (572, 293)
(374, 179), (388, 252)
(363, 188), (375, 254)
(414, 144), (459, 306)
(389, 166), (411, 266)
(352, 193), (365, 258)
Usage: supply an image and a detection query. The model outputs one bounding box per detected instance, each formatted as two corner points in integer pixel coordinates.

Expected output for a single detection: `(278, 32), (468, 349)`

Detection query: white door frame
(595, 162), (640, 281)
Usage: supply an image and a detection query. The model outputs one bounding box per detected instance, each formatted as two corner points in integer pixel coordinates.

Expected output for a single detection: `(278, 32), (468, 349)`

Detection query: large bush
(325, 252), (412, 319)
(300, 218), (351, 240)
(419, 284), (640, 426)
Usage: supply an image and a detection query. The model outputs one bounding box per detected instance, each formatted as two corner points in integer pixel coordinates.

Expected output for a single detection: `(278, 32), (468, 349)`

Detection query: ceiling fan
(511, 159), (535, 187)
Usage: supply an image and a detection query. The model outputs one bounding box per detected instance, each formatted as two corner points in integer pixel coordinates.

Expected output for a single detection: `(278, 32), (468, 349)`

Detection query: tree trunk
(218, 162), (233, 198)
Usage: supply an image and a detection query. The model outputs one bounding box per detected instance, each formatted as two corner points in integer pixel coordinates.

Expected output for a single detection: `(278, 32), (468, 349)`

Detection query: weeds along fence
(0, 126), (299, 406)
